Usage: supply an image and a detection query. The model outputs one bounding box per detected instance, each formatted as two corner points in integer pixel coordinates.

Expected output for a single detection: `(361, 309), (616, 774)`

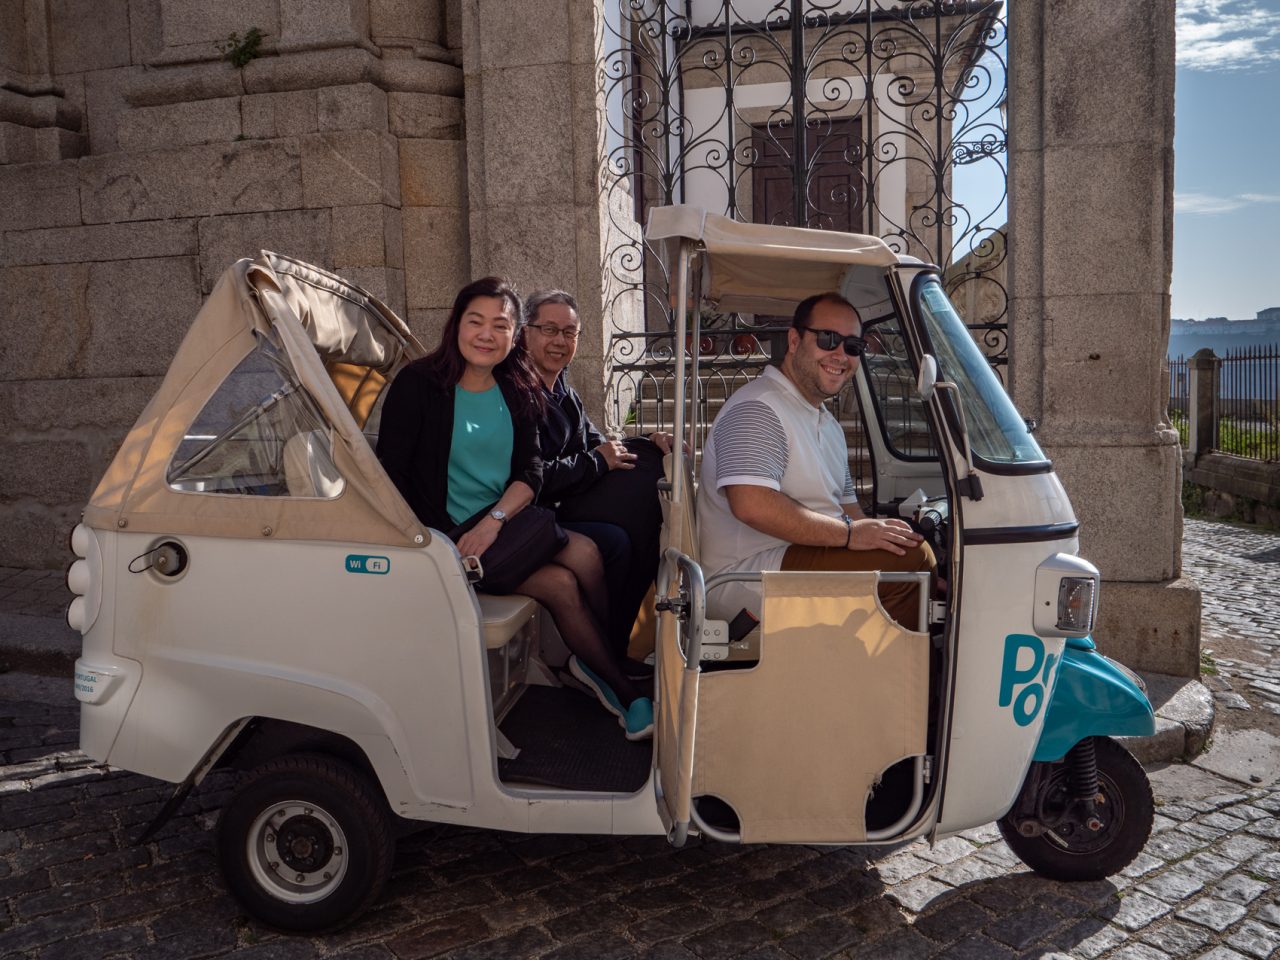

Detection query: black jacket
(538, 374), (609, 504)
(376, 359), (543, 531)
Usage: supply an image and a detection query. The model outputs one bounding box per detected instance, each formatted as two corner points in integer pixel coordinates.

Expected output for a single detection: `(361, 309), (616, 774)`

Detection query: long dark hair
(423, 277), (545, 419)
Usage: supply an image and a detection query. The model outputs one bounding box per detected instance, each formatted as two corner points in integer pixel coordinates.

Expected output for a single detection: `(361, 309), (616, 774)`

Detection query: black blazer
(538, 375), (609, 504)
(376, 359), (543, 531)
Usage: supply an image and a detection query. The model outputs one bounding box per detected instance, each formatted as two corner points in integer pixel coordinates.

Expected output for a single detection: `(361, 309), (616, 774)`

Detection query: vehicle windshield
(915, 277), (1046, 465)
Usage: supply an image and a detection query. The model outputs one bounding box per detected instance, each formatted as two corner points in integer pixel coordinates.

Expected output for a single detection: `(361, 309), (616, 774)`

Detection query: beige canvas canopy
(645, 204), (903, 319)
(85, 252), (429, 546)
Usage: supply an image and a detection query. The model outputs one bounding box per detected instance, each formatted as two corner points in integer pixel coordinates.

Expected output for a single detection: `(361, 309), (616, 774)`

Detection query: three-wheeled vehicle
(67, 207), (1156, 932)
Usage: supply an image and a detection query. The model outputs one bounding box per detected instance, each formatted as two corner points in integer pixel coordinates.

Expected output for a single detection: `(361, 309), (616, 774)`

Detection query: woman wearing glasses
(376, 278), (654, 740)
(522, 289), (672, 684)
(697, 291), (936, 631)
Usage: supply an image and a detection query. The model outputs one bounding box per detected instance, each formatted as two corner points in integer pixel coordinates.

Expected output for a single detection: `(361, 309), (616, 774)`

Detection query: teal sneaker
(568, 656), (624, 719)
(621, 697), (654, 741)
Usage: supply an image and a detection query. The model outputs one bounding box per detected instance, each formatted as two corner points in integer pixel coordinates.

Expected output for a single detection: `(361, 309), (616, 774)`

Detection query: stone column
(462, 0), (640, 427)
(1008, 1), (1200, 677)
(0, 0), (86, 163)
(1188, 349), (1220, 460)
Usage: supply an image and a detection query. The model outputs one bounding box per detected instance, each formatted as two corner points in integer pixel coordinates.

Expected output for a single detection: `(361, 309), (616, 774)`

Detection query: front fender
(1033, 640), (1155, 762)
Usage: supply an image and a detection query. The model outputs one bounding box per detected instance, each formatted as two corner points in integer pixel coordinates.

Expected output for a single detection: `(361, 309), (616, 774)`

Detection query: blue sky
(1172, 0), (1280, 320)
(951, 1), (1279, 322)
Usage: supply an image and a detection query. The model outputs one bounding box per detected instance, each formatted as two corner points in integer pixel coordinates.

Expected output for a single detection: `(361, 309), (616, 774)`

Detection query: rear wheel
(217, 753), (394, 932)
(998, 736), (1153, 882)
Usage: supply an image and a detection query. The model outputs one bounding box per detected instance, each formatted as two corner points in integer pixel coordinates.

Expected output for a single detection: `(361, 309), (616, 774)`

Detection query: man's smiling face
(525, 301), (580, 383)
(783, 298), (862, 406)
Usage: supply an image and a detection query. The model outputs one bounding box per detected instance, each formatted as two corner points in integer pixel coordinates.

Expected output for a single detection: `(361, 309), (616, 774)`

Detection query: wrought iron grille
(599, 0), (1008, 465)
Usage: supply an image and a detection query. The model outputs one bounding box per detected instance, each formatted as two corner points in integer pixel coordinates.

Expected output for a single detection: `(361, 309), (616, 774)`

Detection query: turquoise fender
(1032, 637), (1155, 763)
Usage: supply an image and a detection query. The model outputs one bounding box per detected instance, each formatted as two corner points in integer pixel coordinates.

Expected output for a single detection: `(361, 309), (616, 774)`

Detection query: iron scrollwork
(599, 0), (1008, 477)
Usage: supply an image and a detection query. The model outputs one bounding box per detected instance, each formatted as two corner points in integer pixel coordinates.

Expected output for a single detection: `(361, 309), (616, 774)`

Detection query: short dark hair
(525, 289), (579, 324)
(792, 292), (860, 330)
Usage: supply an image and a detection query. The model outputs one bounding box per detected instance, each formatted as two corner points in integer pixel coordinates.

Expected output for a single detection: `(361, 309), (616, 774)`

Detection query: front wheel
(998, 736), (1153, 882)
(217, 753), (395, 932)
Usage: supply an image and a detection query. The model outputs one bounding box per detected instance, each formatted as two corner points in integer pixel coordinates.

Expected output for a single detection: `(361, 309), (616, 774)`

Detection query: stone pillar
(0, 0), (86, 163)
(462, 0), (641, 428)
(1188, 348), (1220, 460)
(1008, 1), (1201, 677)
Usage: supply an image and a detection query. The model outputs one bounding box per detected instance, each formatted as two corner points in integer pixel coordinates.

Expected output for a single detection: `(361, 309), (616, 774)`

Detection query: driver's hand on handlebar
(846, 517), (924, 556)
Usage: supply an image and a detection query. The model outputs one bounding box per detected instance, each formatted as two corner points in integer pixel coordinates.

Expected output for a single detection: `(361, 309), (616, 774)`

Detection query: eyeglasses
(799, 326), (867, 357)
(526, 323), (581, 342)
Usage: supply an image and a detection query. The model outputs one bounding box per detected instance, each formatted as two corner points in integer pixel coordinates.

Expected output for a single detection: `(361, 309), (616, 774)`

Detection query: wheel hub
(247, 801), (349, 904)
(275, 815), (333, 873)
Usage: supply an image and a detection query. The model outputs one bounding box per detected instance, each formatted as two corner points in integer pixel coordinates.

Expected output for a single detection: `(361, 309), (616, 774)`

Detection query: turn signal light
(1056, 577), (1096, 633)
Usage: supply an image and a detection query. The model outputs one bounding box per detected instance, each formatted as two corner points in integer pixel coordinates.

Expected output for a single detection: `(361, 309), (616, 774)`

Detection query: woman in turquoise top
(377, 277), (653, 740)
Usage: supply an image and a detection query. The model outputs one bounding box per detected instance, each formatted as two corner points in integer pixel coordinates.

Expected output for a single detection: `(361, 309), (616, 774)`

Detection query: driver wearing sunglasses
(698, 291), (936, 631)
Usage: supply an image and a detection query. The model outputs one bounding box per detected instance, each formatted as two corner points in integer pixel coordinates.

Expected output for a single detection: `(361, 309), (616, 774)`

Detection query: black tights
(514, 531), (646, 707)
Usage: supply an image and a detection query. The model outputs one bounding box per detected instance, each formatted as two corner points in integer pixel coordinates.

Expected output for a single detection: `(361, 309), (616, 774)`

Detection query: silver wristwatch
(489, 509), (508, 525)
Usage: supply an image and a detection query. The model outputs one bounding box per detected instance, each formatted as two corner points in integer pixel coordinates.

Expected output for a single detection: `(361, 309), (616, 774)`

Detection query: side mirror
(917, 354), (938, 401)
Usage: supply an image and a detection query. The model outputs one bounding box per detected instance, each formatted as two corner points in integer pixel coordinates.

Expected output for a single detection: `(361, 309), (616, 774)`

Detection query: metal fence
(599, 0), (1009, 492)
(1220, 344), (1280, 462)
(1168, 354), (1188, 446)
(1170, 346), (1280, 462)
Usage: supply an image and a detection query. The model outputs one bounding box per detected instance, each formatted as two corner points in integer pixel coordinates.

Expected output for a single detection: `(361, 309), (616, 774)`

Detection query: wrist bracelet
(841, 513), (853, 548)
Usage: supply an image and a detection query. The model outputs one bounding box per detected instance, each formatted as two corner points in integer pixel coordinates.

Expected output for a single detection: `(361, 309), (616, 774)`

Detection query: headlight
(1057, 577), (1096, 633)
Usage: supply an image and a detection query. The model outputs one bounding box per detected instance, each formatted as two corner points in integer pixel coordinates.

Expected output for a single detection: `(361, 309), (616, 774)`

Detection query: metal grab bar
(656, 547), (707, 665)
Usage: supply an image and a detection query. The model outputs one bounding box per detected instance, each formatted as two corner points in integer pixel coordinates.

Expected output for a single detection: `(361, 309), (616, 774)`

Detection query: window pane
(167, 339), (345, 498)
(915, 279), (1045, 465)
(862, 315), (937, 461)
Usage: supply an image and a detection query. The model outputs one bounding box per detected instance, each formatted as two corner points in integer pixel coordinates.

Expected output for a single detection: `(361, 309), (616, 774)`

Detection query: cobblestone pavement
(1, 522), (1279, 959)
(1182, 519), (1280, 736)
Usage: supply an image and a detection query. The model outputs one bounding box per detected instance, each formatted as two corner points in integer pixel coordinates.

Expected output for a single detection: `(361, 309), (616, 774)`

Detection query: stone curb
(0, 612), (1215, 765)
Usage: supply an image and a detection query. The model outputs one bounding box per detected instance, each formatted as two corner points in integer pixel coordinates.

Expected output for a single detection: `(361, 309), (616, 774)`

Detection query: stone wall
(1008, 0), (1200, 677)
(0, 0), (468, 568)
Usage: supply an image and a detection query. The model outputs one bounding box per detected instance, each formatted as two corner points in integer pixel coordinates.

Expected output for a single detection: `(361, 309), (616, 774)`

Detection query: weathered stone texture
(1048, 441), (1183, 583)
(0, 258), (200, 381)
(158, 0), (280, 49)
(300, 131), (399, 208)
(79, 140), (303, 223)
(278, 0), (369, 49)
(48, 0), (132, 74)
(241, 90), (319, 139)
(403, 206), (468, 310)
(370, 0), (446, 45)
(476, 65), (574, 207)
(1095, 579), (1202, 678)
(1, 220), (199, 267)
(197, 209), (332, 292)
(0, 161), (81, 232)
(400, 138), (466, 207)
(331, 204), (402, 268)
(116, 97), (243, 152)
(0, 440), (94, 505)
(317, 83), (388, 132)
(0, 502), (86, 570)
(477, 0), (570, 69)
(387, 92), (463, 139)
(0, 378), (163, 436)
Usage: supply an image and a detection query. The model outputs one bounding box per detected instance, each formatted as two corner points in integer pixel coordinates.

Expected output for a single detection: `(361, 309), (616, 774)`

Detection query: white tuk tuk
(67, 208), (1156, 932)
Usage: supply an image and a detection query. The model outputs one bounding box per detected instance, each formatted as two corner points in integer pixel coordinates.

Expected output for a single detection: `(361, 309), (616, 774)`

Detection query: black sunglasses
(799, 326), (867, 357)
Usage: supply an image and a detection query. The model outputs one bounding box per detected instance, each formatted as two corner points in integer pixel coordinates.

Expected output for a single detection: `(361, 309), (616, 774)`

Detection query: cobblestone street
(2, 519), (1279, 959)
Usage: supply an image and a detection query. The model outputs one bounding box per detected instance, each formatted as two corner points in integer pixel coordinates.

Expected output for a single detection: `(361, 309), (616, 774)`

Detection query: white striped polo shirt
(697, 365), (856, 620)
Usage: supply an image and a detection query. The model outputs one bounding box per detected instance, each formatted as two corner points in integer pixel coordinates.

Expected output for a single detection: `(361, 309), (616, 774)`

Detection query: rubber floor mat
(497, 685), (653, 792)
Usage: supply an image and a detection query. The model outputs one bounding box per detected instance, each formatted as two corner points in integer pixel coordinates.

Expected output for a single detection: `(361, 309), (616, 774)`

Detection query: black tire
(998, 736), (1153, 882)
(216, 753), (395, 932)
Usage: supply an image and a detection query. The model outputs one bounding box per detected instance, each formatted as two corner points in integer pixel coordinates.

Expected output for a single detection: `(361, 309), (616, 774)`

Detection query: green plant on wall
(217, 27), (265, 68)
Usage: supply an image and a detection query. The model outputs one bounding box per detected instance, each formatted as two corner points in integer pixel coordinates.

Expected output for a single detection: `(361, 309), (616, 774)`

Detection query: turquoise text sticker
(345, 555), (390, 575)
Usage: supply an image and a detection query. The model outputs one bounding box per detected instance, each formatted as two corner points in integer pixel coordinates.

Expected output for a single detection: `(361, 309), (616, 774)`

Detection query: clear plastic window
(862, 314), (937, 460)
(167, 338), (345, 498)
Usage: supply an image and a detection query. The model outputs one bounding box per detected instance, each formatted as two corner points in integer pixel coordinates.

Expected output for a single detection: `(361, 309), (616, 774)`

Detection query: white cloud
(1176, 191), (1280, 213)
(1177, 0), (1280, 71)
